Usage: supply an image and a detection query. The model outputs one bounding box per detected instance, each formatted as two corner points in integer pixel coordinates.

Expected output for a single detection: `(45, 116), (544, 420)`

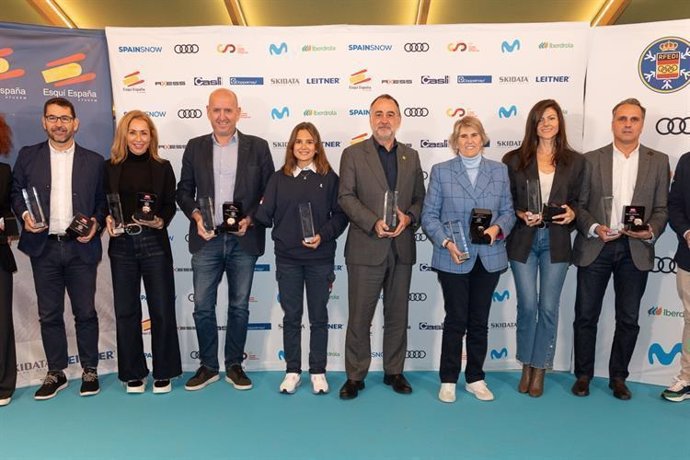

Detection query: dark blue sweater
(255, 168), (348, 264)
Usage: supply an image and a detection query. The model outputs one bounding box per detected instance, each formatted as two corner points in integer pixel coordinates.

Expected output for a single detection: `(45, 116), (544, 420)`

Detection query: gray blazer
(572, 143), (669, 271)
(338, 137), (425, 266)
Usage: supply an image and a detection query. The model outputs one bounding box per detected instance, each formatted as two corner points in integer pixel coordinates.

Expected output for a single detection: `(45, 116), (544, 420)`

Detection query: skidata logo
(269, 42), (288, 55)
(501, 39), (521, 53)
(498, 105), (518, 118)
(271, 107), (290, 119)
(648, 343), (682, 365)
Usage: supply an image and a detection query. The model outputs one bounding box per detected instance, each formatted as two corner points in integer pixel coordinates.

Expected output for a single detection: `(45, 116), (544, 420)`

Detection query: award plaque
(382, 190), (399, 229)
(624, 205), (647, 232)
(221, 201), (243, 232)
(134, 192), (157, 221)
(66, 212), (95, 238)
(106, 193), (125, 235)
(542, 204), (567, 223)
(299, 202), (316, 243)
(444, 220), (470, 261)
(526, 179), (542, 218)
(601, 196), (619, 236)
(198, 197), (217, 234)
(470, 208), (492, 245)
(22, 186), (47, 228)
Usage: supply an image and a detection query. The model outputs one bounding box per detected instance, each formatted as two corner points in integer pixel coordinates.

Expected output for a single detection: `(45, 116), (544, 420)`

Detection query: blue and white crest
(638, 36), (690, 94)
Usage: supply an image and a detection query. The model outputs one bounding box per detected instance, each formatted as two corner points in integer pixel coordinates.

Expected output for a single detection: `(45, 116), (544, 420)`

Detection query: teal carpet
(1, 371), (688, 460)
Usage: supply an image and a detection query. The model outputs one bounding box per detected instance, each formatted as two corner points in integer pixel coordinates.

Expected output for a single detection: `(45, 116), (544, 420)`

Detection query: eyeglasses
(44, 115), (74, 124)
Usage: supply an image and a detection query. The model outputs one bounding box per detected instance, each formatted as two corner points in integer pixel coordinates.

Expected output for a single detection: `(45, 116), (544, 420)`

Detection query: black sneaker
(184, 366), (219, 391)
(153, 379), (172, 394)
(225, 364), (253, 390)
(34, 371), (68, 400)
(126, 379), (146, 394)
(80, 367), (100, 397)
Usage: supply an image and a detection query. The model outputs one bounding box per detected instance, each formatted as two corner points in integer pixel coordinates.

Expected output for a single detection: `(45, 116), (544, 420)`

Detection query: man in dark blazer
(176, 88), (274, 392)
(572, 98), (669, 400)
(11, 97), (106, 400)
(338, 94), (426, 399)
(662, 150), (690, 402)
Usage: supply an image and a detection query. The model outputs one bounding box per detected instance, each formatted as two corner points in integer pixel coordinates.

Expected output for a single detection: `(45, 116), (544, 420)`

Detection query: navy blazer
(421, 155), (515, 274)
(0, 163), (17, 273)
(176, 131), (274, 255)
(669, 151), (690, 272)
(10, 141), (106, 264)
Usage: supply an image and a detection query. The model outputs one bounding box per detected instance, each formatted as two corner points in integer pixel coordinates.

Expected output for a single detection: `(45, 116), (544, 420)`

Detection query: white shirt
(49, 141), (75, 234)
(292, 163), (317, 177)
(538, 170), (554, 206)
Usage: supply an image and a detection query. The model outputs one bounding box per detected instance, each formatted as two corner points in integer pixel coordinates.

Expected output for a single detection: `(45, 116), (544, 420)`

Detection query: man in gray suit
(572, 98), (669, 400)
(338, 94), (425, 399)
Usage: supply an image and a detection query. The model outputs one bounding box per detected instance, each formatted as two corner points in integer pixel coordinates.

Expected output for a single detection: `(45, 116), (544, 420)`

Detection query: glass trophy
(198, 197), (217, 235)
(22, 186), (47, 228)
(444, 220), (470, 261)
(134, 192), (157, 221)
(299, 202), (316, 243)
(106, 193), (125, 235)
(601, 196), (619, 236)
(383, 190), (399, 229)
(526, 179), (542, 220)
(67, 212), (95, 238)
(221, 202), (243, 232)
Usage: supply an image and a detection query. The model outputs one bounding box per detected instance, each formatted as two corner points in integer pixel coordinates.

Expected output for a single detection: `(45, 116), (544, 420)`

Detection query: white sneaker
(279, 373), (301, 394)
(465, 380), (494, 401)
(438, 383), (456, 403)
(0, 396), (11, 407)
(311, 374), (329, 394)
(126, 379), (146, 394)
(153, 379), (172, 394)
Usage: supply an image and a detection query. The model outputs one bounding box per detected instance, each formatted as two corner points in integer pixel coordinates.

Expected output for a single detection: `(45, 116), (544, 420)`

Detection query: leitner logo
(498, 105), (518, 118)
(648, 343), (682, 365)
(656, 117), (690, 135)
(229, 77), (264, 85)
(269, 42), (288, 55)
(271, 107), (290, 119)
(490, 348), (508, 359)
(535, 75), (570, 83)
(501, 40), (521, 53)
(177, 109), (202, 119)
(493, 290), (510, 301)
(174, 44), (199, 54)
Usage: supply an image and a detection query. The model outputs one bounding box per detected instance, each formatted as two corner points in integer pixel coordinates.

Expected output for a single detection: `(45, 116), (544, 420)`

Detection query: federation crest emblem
(638, 36), (690, 94)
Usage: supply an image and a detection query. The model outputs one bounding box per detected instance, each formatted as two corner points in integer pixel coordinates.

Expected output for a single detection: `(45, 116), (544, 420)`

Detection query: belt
(48, 233), (73, 242)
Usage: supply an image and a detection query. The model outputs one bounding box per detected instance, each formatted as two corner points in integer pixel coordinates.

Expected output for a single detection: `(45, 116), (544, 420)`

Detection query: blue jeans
(510, 227), (569, 369)
(276, 262), (334, 374)
(191, 234), (258, 371)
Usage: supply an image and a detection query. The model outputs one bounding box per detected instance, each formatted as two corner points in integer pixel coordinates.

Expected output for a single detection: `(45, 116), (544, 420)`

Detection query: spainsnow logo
(457, 75), (492, 84)
(118, 45), (163, 53)
(145, 110), (166, 118)
(217, 44), (248, 54)
(269, 42), (288, 55)
(493, 290), (510, 301)
(229, 77), (264, 85)
(501, 40), (521, 53)
(271, 107), (290, 119)
(0, 47), (26, 80)
(348, 44), (393, 51)
(648, 342), (682, 365)
(490, 348), (508, 359)
(639, 37), (690, 93)
(498, 105), (518, 118)
(349, 108), (369, 116)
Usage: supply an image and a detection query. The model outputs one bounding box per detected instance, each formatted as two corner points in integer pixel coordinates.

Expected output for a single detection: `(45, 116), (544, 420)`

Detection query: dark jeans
(573, 238), (648, 380)
(30, 239), (99, 370)
(0, 266), (15, 398)
(191, 234), (258, 371)
(276, 261), (334, 374)
(438, 259), (500, 384)
(109, 230), (182, 381)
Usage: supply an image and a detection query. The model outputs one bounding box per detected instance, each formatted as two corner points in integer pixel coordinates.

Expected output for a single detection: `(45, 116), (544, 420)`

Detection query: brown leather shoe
(609, 378), (632, 400)
(528, 367), (545, 397)
(518, 364), (532, 393)
(571, 376), (590, 397)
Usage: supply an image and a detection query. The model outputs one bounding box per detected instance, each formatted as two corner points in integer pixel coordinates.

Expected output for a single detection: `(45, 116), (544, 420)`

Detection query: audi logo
(174, 44), (199, 54)
(177, 109), (203, 119)
(652, 256), (676, 274)
(656, 117), (690, 135)
(403, 107), (429, 117)
(187, 293), (195, 302)
(190, 351), (199, 359)
(404, 42), (430, 52)
(408, 292), (428, 301)
(414, 231), (428, 242)
(406, 350), (427, 359)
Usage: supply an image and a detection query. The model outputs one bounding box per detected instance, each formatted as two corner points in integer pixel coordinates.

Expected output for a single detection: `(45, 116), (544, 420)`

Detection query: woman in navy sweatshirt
(255, 122), (348, 395)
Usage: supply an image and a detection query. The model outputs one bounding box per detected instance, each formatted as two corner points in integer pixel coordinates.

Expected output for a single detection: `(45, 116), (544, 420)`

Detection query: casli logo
(648, 343), (682, 365)
(193, 77), (221, 86)
(493, 290), (510, 302)
(656, 117), (690, 135)
(271, 107), (290, 119)
(419, 322), (443, 330)
(421, 75), (449, 85)
(174, 44), (199, 54)
(0, 48), (25, 81)
(501, 40), (521, 53)
(269, 42), (288, 55)
(498, 105), (518, 118)
(420, 139), (448, 148)
(418, 263), (433, 272)
(490, 348), (508, 359)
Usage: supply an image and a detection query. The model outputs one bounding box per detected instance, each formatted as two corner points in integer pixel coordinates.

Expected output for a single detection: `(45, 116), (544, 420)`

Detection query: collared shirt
(292, 162), (317, 177)
(374, 137), (398, 191)
(212, 131), (239, 226)
(49, 141), (75, 234)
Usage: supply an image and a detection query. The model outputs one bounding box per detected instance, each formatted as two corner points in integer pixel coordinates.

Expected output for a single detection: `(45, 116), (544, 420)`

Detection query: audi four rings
(174, 44), (199, 54)
(404, 42), (430, 52)
(406, 350), (427, 358)
(177, 109), (203, 118)
(408, 293), (428, 301)
(404, 107), (429, 117)
(652, 257), (676, 274)
(656, 117), (689, 135)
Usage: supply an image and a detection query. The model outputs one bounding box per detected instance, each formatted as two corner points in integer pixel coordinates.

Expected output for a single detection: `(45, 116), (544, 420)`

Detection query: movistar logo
(490, 348), (508, 359)
(493, 290), (510, 302)
(648, 343), (682, 365)
(269, 42), (288, 55)
(271, 107), (290, 119)
(498, 105), (518, 118)
(501, 39), (520, 53)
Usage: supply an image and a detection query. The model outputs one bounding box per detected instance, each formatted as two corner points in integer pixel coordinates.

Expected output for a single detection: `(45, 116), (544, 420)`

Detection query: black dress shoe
(609, 379), (632, 400)
(571, 376), (590, 397)
(339, 379), (364, 400)
(383, 373), (412, 394)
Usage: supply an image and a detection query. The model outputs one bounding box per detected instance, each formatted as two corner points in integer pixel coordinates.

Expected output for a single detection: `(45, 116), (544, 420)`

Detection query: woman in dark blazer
(0, 114), (17, 407)
(105, 110), (181, 394)
(422, 116), (515, 404)
(502, 99), (586, 397)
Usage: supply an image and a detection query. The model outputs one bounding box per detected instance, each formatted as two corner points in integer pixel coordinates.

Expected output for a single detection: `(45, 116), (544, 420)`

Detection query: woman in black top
(105, 110), (181, 394)
(255, 122), (348, 395)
